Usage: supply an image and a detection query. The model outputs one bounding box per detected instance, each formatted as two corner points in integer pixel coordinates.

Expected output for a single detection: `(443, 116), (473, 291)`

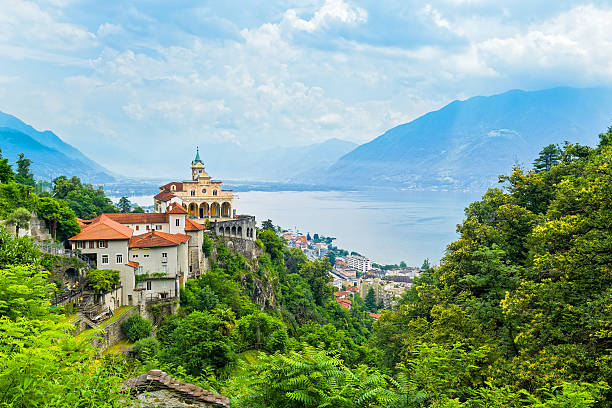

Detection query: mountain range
(319, 87), (612, 190)
(0, 111), (115, 183)
(2, 86), (612, 192)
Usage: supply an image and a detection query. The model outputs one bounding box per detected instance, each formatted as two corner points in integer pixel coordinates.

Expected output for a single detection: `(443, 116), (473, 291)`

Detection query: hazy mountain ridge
(320, 87), (612, 190)
(0, 111), (114, 183)
(201, 138), (358, 182)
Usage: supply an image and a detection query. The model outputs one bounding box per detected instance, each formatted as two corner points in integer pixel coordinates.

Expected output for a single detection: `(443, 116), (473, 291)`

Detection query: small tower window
(213, 190), (217, 196)
(202, 188), (206, 194)
(191, 190), (195, 196)
(171, 185), (176, 191)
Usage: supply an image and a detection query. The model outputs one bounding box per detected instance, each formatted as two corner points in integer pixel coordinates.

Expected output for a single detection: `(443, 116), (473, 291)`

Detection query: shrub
(132, 337), (159, 360)
(86, 269), (120, 293)
(121, 314), (152, 342)
(202, 234), (213, 257)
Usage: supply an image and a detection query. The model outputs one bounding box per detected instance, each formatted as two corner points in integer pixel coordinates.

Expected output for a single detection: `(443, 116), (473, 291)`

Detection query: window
(137, 266), (143, 273)
(101, 254), (109, 264)
(202, 188), (206, 194)
(143, 249), (150, 258)
(133, 253), (138, 258)
(116, 254), (123, 264)
(99, 240), (107, 248)
(191, 190), (195, 196)
(161, 264), (168, 274)
(170, 185), (176, 191)
(146, 281), (151, 290)
(213, 190), (217, 196)
(77, 241), (83, 249)
(146, 225), (150, 230)
(135, 225), (139, 231)
(89, 241), (95, 249)
(175, 219), (180, 226)
(189, 266), (193, 273)
(156, 225), (162, 230)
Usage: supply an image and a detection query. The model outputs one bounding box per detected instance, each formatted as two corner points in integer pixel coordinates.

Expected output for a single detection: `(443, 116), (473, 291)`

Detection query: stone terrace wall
(91, 306), (139, 352)
(125, 369), (230, 408)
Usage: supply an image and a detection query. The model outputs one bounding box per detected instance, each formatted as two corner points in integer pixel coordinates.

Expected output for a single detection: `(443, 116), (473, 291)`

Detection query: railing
(36, 242), (94, 269)
(51, 288), (82, 306)
(145, 290), (177, 303)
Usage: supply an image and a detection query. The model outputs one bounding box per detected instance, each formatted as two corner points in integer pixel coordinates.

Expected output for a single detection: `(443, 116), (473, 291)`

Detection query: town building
(346, 254), (372, 273)
(359, 278), (408, 309)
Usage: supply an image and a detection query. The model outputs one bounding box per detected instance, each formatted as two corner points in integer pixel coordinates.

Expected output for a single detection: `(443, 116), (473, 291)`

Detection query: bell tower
(191, 147), (204, 181)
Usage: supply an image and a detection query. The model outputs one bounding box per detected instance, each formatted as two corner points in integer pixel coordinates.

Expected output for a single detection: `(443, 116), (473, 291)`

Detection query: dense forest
(0, 128), (610, 407)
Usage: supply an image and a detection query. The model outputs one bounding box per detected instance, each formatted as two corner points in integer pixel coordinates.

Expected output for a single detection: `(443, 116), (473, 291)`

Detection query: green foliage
(0, 148), (14, 184)
(132, 336), (160, 360)
(15, 152), (35, 187)
(158, 309), (237, 375)
(533, 143), (562, 172)
(36, 196), (80, 241)
(121, 314), (152, 342)
(365, 287), (377, 312)
(202, 233), (213, 257)
(0, 226), (40, 268)
(52, 175), (116, 219)
(86, 269), (120, 293)
(131, 206), (145, 213)
(5, 207), (31, 235)
(0, 264), (53, 320)
(299, 258), (333, 306)
(236, 311), (289, 353)
(117, 196), (131, 213)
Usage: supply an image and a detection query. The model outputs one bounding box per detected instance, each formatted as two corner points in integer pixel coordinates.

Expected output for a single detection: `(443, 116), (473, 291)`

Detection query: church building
(154, 149), (235, 220)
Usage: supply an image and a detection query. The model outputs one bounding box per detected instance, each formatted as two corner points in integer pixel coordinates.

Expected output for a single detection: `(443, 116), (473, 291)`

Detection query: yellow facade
(155, 149), (235, 220)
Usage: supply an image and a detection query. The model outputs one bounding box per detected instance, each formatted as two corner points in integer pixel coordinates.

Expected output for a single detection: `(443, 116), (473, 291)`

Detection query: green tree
(159, 309), (236, 375)
(365, 287), (377, 312)
(533, 143), (562, 172)
(131, 206), (145, 213)
(36, 196), (80, 241)
(15, 153), (35, 187)
(117, 196), (131, 213)
(0, 149), (14, 184)
(121, 314), (152, 342)
(202, 234), (213, 257)
(236, 311), (289, 353)
(5, 207), (31, 236)
(261, 219), (274, 230)
(299, 258), (333, 306)
(399, 261), (407, 268)
(86, 269), (120, 293)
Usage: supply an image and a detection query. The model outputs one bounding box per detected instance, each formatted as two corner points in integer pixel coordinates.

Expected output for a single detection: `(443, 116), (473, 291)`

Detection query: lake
(113, 190), (483, 266)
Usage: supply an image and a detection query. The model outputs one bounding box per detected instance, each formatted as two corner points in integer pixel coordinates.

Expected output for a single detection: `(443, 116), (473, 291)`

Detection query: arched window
(191, 190), (195, 196)
(202, 188), (206, 194)
(170, 185), (176, 191)
(213, 190), (218, 196)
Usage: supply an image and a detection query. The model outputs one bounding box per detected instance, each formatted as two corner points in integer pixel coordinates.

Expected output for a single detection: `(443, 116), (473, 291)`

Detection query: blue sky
(1, 0), (611, 176)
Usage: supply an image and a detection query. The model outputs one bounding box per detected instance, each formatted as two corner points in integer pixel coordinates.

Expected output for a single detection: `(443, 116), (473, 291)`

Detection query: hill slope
(323, 87), (612, 190)
(0, 112), (114, 183)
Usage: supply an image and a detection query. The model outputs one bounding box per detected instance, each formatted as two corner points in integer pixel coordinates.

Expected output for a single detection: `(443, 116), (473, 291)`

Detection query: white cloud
(284, 0), (368, 32)
(0, 0), (95, 51)
(97, 23), (123, 37)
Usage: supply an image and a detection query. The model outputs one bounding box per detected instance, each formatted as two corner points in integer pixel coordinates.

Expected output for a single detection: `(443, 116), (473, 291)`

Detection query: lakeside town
(279, 229), (423, 314)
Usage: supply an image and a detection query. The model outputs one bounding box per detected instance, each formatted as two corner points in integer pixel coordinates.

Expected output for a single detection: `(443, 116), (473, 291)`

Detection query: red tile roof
(159, 182), (183, 191)
(336, 298), (352, 309)
(129, 230), (190, 248)
(69, 215), (133, 241)
(185, 218), (204, 232)
(167, 202), (187, 214)
(346, 286), (359, 292)
(127, 261), (139, 268)
(334, 291), (349, 297)
(369, 313), (383, 319)
(86, 213), (169, 224)
(154, 190), (175, 202)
